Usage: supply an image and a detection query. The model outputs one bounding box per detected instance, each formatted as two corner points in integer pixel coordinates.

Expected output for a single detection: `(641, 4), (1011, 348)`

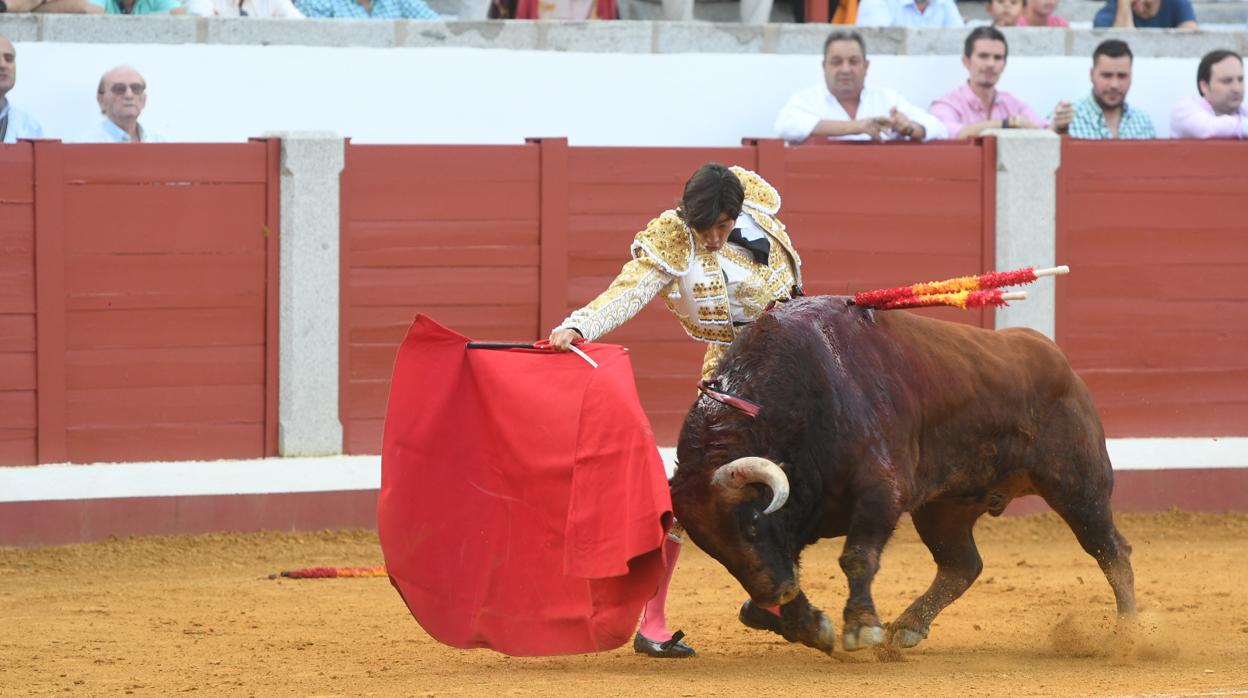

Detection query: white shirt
(856, 0), (964, 26)
(775, 82), (949, 143)
(723, 211), (771, 323)
(77, 118), (167, 143)
(182, 0), (303, 16)
(0, 102), (46, 143)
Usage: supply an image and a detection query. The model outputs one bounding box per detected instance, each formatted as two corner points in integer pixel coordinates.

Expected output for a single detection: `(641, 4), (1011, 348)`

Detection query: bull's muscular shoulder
(630, 210), (694, 276)
(729, 166), (781, 215)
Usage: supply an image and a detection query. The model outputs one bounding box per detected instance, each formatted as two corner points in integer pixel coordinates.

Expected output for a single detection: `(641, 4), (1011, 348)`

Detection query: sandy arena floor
(2, 511), (1247, 697)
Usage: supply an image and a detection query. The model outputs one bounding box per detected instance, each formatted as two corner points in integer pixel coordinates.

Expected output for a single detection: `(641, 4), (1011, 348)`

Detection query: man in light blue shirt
(78, 66), (166, 143)
(856, 0), (964, 26)
(297, 0), (437, 18)
(87, 0), (185, 13)
(0, 36), (45, 143)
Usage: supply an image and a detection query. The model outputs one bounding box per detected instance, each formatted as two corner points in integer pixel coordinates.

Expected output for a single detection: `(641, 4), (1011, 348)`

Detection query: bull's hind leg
(887, 502), (984, 649)
(1043, 492), (1137, 619)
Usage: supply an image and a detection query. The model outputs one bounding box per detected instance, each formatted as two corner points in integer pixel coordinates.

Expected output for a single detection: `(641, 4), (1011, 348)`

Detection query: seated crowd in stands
(0, 0), (1208, 26)
(774, 30), (1245, 143)
(0, 0), (438, 18)
(1, 28), (1242, 143)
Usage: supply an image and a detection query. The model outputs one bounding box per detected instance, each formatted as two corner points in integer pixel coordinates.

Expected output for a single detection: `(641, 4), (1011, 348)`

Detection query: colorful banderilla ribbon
(852, 265), (1068, 310)
(270, 565), (387, 579)
(875, 289), (1027, 311)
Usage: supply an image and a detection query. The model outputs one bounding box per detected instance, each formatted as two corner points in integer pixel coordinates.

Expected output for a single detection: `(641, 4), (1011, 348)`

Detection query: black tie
(727, 228), (771, 265)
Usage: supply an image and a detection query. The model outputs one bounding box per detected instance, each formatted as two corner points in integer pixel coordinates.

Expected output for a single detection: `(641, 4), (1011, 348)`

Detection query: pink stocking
(638, 536), (682, 642)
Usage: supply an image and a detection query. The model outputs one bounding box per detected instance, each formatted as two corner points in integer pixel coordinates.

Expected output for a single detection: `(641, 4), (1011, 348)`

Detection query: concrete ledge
(1068, 27), (1241, 58)
(206, 16), (398, 46)
(655, 21), (764, 54)
(0, 15), (38, 41)
(539, 19), (654, 52)
(2, 16), (1242, 57)
(37, 14), (200, 44)
(402, 19), (541, 48)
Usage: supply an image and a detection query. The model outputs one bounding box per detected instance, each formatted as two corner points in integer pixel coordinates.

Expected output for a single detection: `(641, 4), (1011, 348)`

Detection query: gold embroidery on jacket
(700, 343), (730, 380)
(561, 254), (672, 341)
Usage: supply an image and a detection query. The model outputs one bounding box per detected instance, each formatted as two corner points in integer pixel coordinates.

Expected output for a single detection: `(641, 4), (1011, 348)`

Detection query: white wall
(17, 43), (1202, 144)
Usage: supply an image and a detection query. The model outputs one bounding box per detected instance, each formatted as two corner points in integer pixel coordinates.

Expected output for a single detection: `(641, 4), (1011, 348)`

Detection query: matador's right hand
(547, 328), (583, 351)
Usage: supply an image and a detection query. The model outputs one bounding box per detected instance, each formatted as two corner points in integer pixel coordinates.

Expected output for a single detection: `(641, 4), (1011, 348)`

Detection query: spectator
(856, 0), (963, 27)
(0, 36), (44, 143)
(181, 0), (303, 15)
(776, 31), (947, 143)
(88, 0), (186, 12)
(1068, 40), (1155, 140)
(6, 0), (105, 12)
(788, 0), (858, 23)
(79, 66), (166, 143)
(640, 0), (768, 23)
(1093, 0), (1196, 28)
(930, 27), (1073, 139)
(985, 0), (1022, 26)
(298, 0), (438, 18)
(1017, 0), (1069, 26)
(491, 0), (619, 18)
(1171, 50), (1246, 139)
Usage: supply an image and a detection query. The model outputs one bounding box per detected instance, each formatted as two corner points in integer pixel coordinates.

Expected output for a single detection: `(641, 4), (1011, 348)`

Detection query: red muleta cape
(378, 314), (673, 656)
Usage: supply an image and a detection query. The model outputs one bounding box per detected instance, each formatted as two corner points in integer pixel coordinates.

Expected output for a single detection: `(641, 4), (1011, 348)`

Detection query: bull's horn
(711, 457), (790, 514)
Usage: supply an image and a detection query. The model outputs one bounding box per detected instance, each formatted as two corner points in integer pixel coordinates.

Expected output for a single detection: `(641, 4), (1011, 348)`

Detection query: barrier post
(274, 132), (345, 457)
(990, 129), (1061, 339)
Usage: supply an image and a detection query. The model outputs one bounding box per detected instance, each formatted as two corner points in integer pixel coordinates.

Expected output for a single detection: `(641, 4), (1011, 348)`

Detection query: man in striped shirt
(1066, 39), (1156, 140)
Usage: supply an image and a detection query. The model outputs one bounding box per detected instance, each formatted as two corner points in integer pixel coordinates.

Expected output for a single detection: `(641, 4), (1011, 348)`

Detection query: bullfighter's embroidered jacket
(557, 166), (802, 378)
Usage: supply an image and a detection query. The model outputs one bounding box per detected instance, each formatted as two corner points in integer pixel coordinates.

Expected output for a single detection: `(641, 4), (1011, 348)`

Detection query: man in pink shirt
(930, 27), (1075, 139)
(1017, 0), (1070, 25)
(1171, 49), (1246, 139)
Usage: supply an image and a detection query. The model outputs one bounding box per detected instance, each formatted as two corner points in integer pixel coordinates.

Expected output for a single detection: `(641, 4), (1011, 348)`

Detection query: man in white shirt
(856, 0), (964, 27)
(0, 36), (45, 144)
(79, 66), (166, 143)
(775, 31), (948, 144)
(181, 0), (303, 16)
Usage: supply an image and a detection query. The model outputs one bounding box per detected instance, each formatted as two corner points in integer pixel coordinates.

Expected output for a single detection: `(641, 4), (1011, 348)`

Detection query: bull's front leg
(838, 494), (900, 651)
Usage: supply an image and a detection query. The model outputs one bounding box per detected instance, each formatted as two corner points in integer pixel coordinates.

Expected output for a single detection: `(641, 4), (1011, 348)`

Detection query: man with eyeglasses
(0, 36), (45, 143)
(79, 66), (166, 143)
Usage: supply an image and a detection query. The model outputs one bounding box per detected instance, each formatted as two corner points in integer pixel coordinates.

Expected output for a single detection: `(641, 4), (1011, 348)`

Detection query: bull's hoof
(842, 624), (885, 652)
(891, 628), (925, 649)
(813, 613), (837, 653)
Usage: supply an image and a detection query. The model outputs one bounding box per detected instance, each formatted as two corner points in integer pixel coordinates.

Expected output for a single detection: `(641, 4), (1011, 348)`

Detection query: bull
(669, 295), (1136, 654)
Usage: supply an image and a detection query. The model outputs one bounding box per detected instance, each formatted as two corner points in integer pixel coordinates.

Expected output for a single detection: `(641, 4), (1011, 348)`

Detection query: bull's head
(670, 456), (800, 606)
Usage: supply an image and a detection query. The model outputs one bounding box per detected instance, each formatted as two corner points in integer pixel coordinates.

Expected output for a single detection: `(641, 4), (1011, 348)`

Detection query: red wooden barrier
(1057, 140), (1248, 438)
(0, 145), (36, 465)
(340, 144), (542, 454)
(0, 140), (280, 466)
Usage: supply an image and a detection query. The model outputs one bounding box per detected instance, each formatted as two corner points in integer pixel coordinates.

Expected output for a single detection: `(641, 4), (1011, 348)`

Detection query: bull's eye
(742, 509), (762, 541)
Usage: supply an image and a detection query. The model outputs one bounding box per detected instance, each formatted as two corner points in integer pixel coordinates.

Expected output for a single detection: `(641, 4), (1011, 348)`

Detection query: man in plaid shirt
(298, 0), (438, 17)
(1064, 39), (1156, 139)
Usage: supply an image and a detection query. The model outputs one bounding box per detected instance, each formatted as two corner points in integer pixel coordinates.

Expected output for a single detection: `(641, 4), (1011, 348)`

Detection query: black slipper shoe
(633, 629), (696, 658)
